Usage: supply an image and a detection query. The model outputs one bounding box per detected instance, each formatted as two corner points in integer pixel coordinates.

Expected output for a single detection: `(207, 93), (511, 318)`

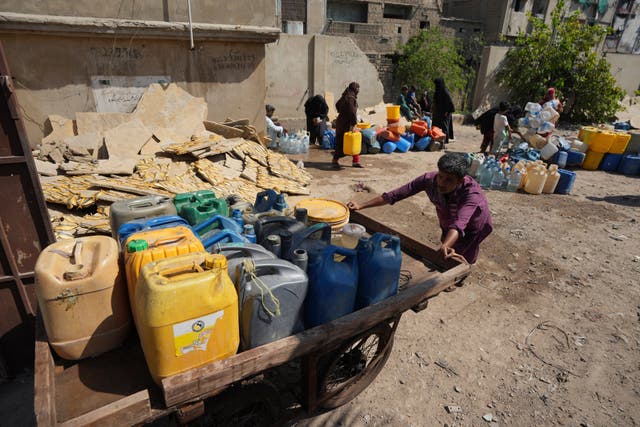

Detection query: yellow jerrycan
(124, 226), (204, 322)
(35, 236), (131, 360)
(343, 131), (362, 156)
(135, 252), (239, 383)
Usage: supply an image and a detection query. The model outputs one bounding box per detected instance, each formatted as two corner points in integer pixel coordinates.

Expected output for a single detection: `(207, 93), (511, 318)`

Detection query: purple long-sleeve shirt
(381, 172), (492, 264)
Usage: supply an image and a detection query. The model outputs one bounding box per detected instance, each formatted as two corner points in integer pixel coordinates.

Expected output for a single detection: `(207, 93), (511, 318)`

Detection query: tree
(496, 0), (625, 123)
(395, 28), (472, 111)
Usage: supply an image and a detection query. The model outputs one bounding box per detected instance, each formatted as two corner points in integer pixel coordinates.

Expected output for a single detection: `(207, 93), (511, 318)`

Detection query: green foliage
(395, 28), (473, 110)
(496, 0), (625, 123)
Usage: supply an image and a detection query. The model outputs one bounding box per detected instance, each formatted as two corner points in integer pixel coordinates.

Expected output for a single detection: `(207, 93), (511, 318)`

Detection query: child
(492, 102), (513, 154)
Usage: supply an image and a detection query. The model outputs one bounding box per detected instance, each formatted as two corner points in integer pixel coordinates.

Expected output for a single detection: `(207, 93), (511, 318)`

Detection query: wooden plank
(161, 262), (470, 406)
(59, 390), (151, 427)
(34, 317), (57, 426)
(349, 210), (461, 271)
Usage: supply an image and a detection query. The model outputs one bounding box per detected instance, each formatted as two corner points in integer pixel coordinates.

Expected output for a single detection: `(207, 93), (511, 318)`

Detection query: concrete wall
(2, 33), (268, 144)
(265, 34), (384, 119)
(0, 0), (277, 27)
(473, 45), (640, 110)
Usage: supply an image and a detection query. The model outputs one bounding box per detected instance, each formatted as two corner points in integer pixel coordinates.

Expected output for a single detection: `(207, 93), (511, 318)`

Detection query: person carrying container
(397, 85), (414, 121)
(347, 152), (493, 275)
(332, 82), (364, 168)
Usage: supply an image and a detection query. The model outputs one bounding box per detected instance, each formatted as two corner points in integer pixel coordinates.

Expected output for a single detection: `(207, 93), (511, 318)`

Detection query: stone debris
(35, 83), (311, 239)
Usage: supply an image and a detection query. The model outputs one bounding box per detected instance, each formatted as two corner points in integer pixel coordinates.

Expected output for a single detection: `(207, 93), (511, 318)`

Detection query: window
(514, 0), (526, 12)
(383, 4), (413, 20)
(420, 21), (430, 29)
(398, 26), (402, 34)
(327, 0), (368, 23)
(532, 0), (548, 16)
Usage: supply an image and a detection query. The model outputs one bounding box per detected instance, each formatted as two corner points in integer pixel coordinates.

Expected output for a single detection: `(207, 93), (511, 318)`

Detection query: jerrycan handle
(157, 261), (205, 281)
(254, 216), (299, 241)
(127, 196), (170, 210)
(145, 215), (189, 228)
(295, 222), (332, 244)
(192, 214), (225, 235)
(62, 240), (91, 281)
(149, 235), (188, 248)
(371, 233), (401, 254)
(254, 189), (277, 213)
(202, 230), (247, 251)
(324, 245), (358, 268)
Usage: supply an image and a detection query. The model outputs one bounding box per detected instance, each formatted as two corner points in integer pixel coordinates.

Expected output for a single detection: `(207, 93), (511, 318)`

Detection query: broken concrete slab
(62, 158), (138, 175)
(152, 127), (182, 147)
(63, 132), (103, 158)
(139, 138), (164, 156)
(34, 159), (58, 176)
(42, 115), (75, 145)
(75, 112), (131, 136)
(104, 119), (153, 159)
(133, 83), (207, 143)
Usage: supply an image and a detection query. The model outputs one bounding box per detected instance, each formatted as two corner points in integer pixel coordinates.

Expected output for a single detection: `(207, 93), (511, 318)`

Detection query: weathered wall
(265, 34), (384, 120)
(606, 53), (640, 94)
(2, 34), (268, 144)
(473, 45), (640, 110)
(0, 0), (277, 27)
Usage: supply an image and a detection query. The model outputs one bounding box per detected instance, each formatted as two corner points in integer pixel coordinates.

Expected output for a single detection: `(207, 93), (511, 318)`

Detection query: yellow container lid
(356, 122), (371, 129)
(295, 198), (349, 224)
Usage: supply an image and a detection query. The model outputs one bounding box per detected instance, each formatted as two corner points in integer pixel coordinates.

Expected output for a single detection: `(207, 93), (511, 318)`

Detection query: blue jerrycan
(254, 189), (278, 213)
(305, 245), (358, 328)
(193, 214), (243, 238)
(117, 215), (190, 247)
(355, 233), (402, 309)
(283, 222), (332, 261)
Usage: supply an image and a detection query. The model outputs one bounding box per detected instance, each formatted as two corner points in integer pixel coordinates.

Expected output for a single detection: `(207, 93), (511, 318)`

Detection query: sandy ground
(285, 119), (640, 427)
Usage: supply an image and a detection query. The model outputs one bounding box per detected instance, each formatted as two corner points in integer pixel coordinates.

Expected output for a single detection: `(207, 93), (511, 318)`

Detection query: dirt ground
(285, 120), (640, 426)
(1, 114), (638, 427)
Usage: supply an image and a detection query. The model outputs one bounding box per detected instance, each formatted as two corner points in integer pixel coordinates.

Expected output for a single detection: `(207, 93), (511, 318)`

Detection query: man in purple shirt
(347, 153), (492, 265)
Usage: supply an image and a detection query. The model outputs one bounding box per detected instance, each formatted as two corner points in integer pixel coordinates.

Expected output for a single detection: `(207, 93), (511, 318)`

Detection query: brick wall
(282, 0), (306, 22)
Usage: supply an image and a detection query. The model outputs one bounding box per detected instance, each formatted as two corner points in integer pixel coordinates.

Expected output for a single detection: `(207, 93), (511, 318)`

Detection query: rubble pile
(34, 83), (312, 240)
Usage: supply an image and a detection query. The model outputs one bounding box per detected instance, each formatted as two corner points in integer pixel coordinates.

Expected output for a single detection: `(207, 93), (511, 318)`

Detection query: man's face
(267, 109), (274, 118)
(437, 170), (462, 194)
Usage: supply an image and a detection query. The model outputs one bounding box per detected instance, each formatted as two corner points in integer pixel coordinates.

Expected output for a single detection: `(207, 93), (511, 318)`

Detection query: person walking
(304, 94), (329, 146)
(432, 78), (455, 150)
(332, 82), (363, 168)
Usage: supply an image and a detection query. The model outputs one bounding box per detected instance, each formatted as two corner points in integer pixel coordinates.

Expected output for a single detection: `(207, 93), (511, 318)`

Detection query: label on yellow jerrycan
(136, 252), (239, 383)
(124, 226), (204, 323)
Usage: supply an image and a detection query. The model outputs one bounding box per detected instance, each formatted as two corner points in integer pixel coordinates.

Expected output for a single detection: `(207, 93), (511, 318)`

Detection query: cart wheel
(317, 321), (395, 410)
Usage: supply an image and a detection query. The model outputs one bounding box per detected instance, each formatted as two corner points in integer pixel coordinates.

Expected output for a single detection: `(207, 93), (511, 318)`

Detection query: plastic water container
(254, 189), (278, 213)
(355, 234), (401, 309)
(506, 170), (522, 192)
(410, 120), (429, 137)
(538, 121), (555, 134)
(117, 215), (191, 247)
(35, 236), (131, 360)
(617, 154), (640, 175)
(322, 130), (336, 150)
(625, 131), (640, 154)
(414, 136), (431, 151)
(237, 259), (308, 349)
(305, 245), (358, 328)
(583, 150), (604, 170)
(282, 222), (333, 261)
(570, 139), (589, 153)
(386, 105), (401, 120)
(210, 242), (277, 285)
(610, 132), (631, 154)
(340, 223), (367, 249)
(174, 190), (229, 226)
(542, 168), (560, 194)
(599, 153), (623, 172)
(109, 195), (177, 239)
(343, 131), (362, 156)
(254, 216), (306, 245)
(566, 150), (586, 167)
(136, 252), (239, 384)
(395, 137), (411, 153)
(540, 140), (559, 160)
(193, 214), (243, 239)
(124, 226), (205, 322)
(555, 169), (576, 194)
(524, 168), (547, 195)
(382, 141), (397, 154)
(525, 102), (542, 113)
(588, 131), (615, 153)
(556, 151), (568, 168)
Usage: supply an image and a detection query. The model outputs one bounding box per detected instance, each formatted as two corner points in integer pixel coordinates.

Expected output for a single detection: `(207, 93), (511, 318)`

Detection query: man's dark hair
(498, 101), (509, 112)
(401, 85), (409, 91)
(437, 152), (469, 179)
(266, 104), (275, 113)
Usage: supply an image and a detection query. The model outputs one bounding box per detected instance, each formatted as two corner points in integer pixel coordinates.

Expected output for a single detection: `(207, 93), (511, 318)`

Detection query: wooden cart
(34, 211), (471, 426)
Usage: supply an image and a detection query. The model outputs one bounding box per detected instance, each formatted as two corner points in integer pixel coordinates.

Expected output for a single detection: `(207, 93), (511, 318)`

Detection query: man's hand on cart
(438, 244), (457, 260)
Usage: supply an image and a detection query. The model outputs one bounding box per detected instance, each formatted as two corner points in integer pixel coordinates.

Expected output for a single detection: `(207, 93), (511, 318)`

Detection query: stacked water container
(577, 125), (637, 175)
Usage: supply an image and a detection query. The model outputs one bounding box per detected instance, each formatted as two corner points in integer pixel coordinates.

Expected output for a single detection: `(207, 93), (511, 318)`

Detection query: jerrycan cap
(127, 239), (149, 253)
